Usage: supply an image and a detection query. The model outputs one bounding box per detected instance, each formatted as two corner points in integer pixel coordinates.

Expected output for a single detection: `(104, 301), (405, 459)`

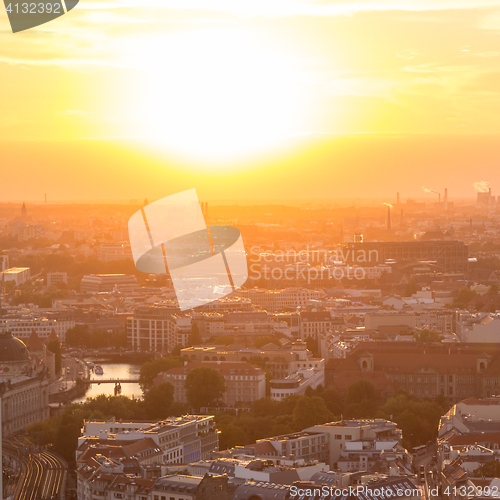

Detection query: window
(345, 435), (352, 440)
(335, 435), (342, 440)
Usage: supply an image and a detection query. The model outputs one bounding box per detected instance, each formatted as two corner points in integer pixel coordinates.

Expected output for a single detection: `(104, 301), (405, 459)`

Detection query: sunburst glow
(123, 30), (304, 164)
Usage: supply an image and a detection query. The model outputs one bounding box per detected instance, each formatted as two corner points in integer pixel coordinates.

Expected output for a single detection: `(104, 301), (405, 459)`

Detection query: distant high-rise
(21, 202), (27, 218)
(444, 188), (448, 211)
(387, 206), (391, 231)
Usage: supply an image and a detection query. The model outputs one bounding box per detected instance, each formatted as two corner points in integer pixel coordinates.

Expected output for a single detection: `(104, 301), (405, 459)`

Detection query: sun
(122, 29), (303, 164)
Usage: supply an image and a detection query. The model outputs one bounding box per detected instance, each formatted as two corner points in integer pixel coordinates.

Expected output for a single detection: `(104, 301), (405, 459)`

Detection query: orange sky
(1, 0), (500, 200)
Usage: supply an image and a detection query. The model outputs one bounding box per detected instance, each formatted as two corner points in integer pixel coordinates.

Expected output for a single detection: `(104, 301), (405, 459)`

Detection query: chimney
(387, 206), (391, 231)
(397, 192), (400, 204)
(444, 188), (448, 211)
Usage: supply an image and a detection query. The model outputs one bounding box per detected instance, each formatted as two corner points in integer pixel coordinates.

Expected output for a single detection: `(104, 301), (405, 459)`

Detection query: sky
(1, 0), (500, 201)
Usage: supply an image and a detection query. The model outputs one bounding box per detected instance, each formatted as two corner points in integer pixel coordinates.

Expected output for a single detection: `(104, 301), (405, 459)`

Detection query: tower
(387, 206), (391, 230)
(21, 202), (27, 218)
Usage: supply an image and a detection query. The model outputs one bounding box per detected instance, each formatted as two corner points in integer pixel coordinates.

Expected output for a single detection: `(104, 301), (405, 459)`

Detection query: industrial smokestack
(397, 192), (400, 204)
(444, 188), (448, 211)
(387, 206), (391, 230)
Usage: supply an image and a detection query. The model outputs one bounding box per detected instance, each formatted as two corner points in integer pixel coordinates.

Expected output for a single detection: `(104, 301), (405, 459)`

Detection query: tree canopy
(185, 367), (226, 410)
(139, 356), (183, 390)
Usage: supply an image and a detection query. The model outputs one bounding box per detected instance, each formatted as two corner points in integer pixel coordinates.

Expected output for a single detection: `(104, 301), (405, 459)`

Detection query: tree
(185, 367), (225, 410)
(488, 283), (499, 295)
(454, 287), (476, 306)
(473, 459), (500, 478)
(188, 322), (202, 346)
(413, 329), (442, 343)
(139, 356), (183, 390)
(344, 380), (378, 418)
(292, 396), (334, 430)
(47, 339), (62, 375)
(143, 383), (174, 419)
(405, 279), (417, 297)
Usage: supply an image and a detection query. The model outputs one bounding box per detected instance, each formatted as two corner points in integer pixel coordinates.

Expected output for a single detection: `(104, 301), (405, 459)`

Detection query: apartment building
(255, 431), (331, 465)
(46, 272), (68, 287)
(456, 312), (500, 343)
(181, 341), (324, 380)
(300, 310), (335, 342)
(0, 267), (31, 285)
(237, 288), (326, 311)
(0, 310), (74, 343)
(337, 439), (412, 473)
(127, 305), (182, 351)
(155, 361), (266, 407)
(270, 367), (325, 401)
(80, 273), (140, 293)
(81, 416), (218, 464)
(306, 420), (403, 468)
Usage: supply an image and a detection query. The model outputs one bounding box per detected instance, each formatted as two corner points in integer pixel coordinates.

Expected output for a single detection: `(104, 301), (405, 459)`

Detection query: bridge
(82, 378), (140, 384)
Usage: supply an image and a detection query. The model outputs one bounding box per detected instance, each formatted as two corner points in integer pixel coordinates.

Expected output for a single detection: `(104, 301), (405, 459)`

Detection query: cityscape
(1, 192), (500, 499)
(3, 0), (500, 499)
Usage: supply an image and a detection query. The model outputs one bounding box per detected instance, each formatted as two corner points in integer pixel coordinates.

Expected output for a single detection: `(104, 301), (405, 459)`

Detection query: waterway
(73, 361), (143, 403)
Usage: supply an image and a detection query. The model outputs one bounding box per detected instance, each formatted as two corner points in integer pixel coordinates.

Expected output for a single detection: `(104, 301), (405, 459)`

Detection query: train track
(5, 438), (67, 500)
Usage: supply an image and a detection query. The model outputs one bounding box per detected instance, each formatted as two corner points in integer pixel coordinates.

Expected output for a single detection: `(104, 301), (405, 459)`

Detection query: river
(73, 360), (143, 403)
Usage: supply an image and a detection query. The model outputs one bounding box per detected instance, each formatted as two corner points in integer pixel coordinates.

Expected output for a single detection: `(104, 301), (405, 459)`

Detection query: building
(0, 332), (51, 436)
(46, 272), (68, 287)
(0, 267), (31, 285)
(325, 341), (500, 403)
(151, 474), (236, 500)
(181, 342), (324, 380)
(208, 456), (328, 484)
(237, 288), (326, 311)
(305, 419), (404, 468)
(0, 310), (74, 343)
(155, 361), (266, 407)
(97, 244), (132, 262)
(337, 439), (412, 474)
(80, 273), (140, 293)
(81, 415), (219, 463)
(300, 311), (335, 342)
(128, 305), (194, 352)
(456, 313), (500, 343)
(0, 255), (9, 273)
(11, 222), (45, 241)
(77, 463), (155, 500)
(342, 241), (469, 273)
(270, 366), (325, 401)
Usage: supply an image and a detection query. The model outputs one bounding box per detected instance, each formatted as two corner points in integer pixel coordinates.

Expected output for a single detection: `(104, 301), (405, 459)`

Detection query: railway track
(5, 438), (68, 500)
